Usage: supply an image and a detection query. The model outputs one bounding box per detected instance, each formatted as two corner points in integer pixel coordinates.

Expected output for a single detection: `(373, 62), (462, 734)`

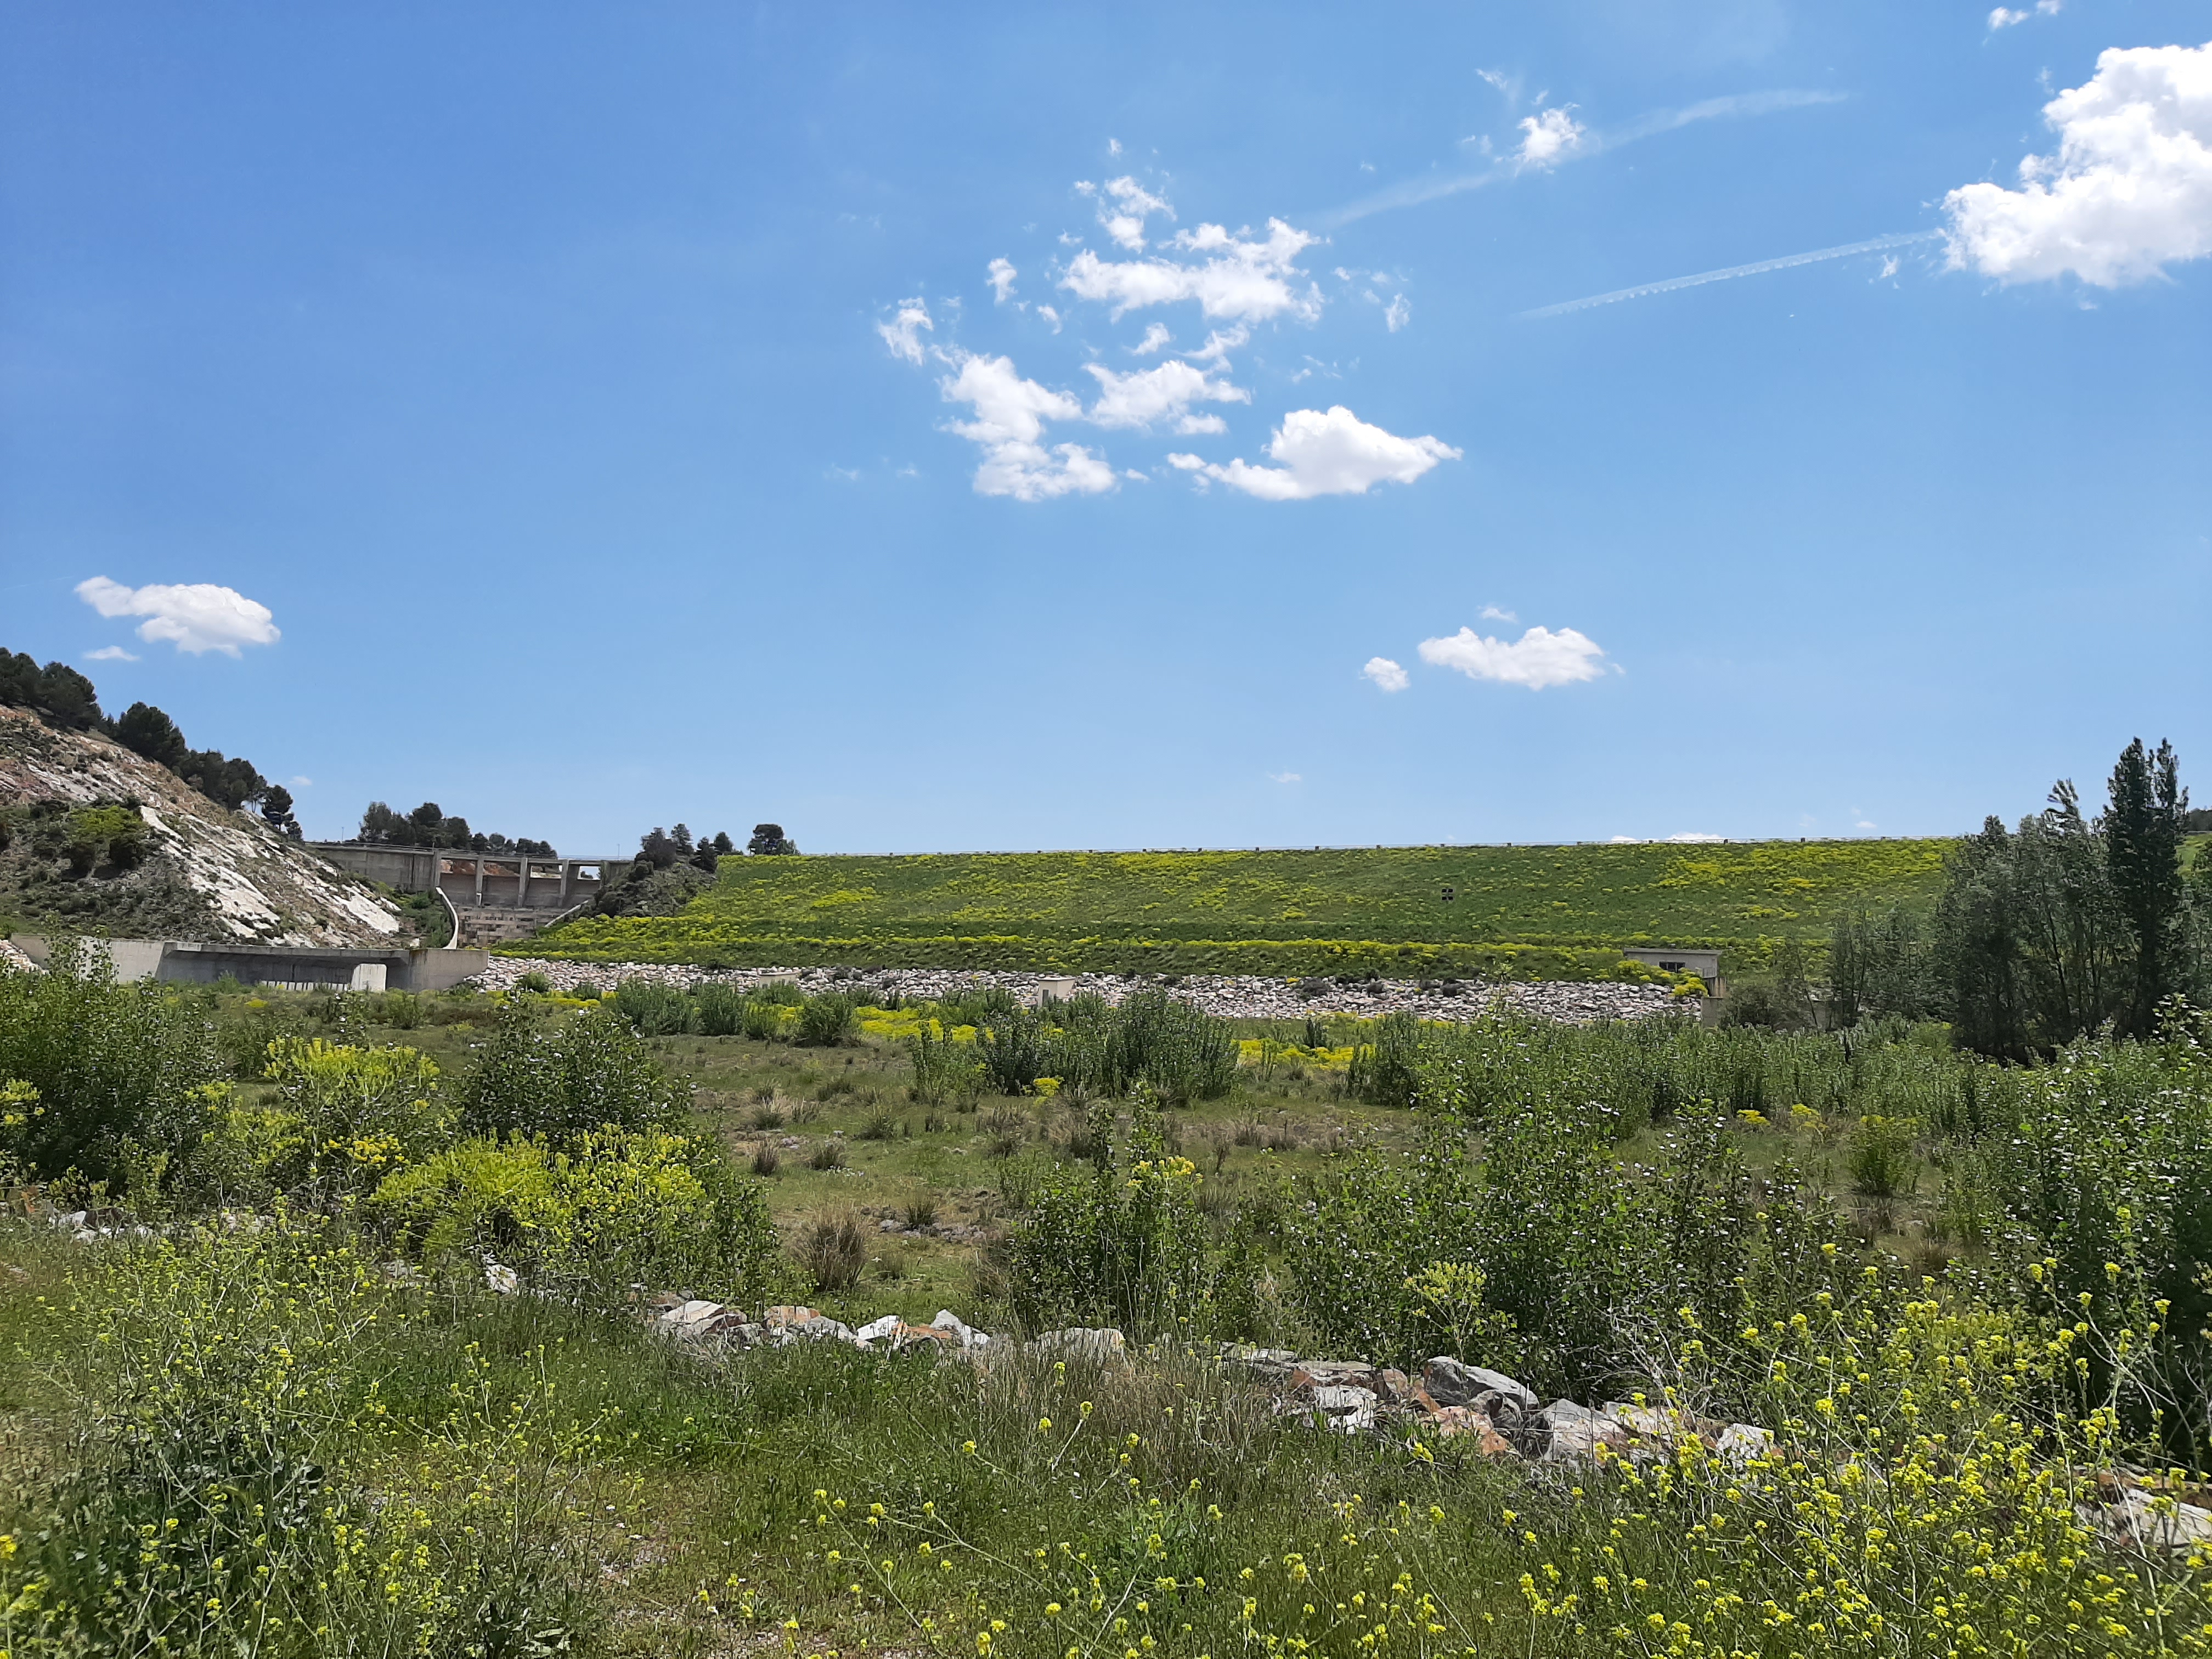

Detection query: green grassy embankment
(518, 837), (1953, 978)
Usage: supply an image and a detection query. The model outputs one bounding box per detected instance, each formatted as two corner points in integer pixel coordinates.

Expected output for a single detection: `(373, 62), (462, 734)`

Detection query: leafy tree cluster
(354, 800), (555, 856)
(635, 823), (734, 874)
(4, 647), (279, 818)
(1825, 737), (2209, 1057)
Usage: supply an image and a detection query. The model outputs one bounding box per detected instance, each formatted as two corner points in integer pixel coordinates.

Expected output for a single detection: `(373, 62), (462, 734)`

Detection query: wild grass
(521, 838), (1952, 975)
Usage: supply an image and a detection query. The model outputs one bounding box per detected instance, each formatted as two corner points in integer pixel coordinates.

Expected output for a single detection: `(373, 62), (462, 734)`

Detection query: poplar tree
(2104, 737), (2187, 1036)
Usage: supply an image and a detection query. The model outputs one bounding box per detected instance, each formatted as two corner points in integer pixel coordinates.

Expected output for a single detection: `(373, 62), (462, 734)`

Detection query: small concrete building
(1622, 946), (1724, 993)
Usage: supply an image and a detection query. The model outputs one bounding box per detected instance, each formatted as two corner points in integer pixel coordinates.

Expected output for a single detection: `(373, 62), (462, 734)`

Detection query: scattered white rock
(470, 957), (1689, 1026)
(484, 1261), (520, 1295)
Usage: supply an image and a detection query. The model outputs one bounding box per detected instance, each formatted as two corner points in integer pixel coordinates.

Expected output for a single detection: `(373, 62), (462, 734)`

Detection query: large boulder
(1537, 1398), (1618, 1463)
(1423, 1357), (1537, 1412)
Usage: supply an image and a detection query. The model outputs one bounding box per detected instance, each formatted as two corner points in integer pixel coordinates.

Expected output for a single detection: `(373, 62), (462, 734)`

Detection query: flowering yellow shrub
(369, 1125), (777, 1308)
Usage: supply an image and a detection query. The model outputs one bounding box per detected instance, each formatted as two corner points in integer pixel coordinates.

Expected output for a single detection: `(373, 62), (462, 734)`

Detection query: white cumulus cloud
(987, 259), (1018, 303)
(1167, 405), (1459, 500)
(1417, 623), (1607, 689)
(1130, 323), (1174, 355)
(937, 352), (1115, 501)
(1666, 832), (1726, 843)
(1516, 107), (1587, 168)
(878, 297), (933, 363)
(1944, 41), (2212, 285)
(1362, 656), (1410, 692)
(1084, 359), (1250, 430)
(1061, 219), (1323, 323)
(77, 576), (280, 657)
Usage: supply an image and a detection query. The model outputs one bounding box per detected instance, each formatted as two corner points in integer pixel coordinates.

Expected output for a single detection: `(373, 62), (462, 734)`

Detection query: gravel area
(467, 956), (1692, 1025)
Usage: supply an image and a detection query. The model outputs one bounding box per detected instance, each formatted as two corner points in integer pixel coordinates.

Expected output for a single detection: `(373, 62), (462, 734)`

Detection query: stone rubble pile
(471, 957), (1688, 1027)
(627, 1288), (2212, 1552)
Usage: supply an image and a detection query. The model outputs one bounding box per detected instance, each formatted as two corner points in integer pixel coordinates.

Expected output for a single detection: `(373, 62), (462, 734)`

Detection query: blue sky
(3, 2), (2207, 855)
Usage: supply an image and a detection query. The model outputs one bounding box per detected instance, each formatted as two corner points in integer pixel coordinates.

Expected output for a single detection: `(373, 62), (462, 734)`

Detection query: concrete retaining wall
(8, 935), (487, 994)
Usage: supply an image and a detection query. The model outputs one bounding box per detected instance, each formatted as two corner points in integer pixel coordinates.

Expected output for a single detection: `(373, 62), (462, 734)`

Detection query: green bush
(1346, 1010), (1424, 1108)
(370, 1126), (778, 1309)
(455, 1003), (681, 1141)
(739, 994), (789, 1041)
(63, 803), (147, 871)
(1848, 1112), (1918, 1198)
(613, 977), (695, 1036)
(1287, 1101), (1849, 1403)
(1000, 1092), (1252, 1338)
(0, 936), (221, 1189)
(208, 1037), (448, 1202)
(794, 991), (857, 1047)
(694, 980), (747, 1035)
(907, 1024), (986, 1105)
(953, 989), (1237, 1104)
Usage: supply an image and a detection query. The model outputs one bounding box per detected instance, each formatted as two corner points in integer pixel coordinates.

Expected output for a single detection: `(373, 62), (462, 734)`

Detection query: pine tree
(357, 801), (407, 843)
(114, 702), (189, 771)
(260, 785), (303, 839)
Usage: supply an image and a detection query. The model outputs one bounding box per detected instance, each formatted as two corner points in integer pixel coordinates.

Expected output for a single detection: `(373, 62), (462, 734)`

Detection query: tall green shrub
(1000, 1093), (1244, 1337)
(0, 937), (219, 1188)
(455, 1004), (679, 1141)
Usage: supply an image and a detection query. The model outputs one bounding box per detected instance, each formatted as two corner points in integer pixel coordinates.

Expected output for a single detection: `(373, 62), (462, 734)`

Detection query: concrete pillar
(558, 861), (573, 905)
(472, 859), (485, 905)
(516, 857), (531, 907)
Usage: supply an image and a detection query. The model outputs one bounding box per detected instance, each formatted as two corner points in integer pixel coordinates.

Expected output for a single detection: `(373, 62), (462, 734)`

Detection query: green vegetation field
(524, 838), (1954, 977)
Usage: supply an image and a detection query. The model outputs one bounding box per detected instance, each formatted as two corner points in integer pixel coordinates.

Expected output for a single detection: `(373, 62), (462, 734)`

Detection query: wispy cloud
(986, 258), (1018, 303)
(878, 297), (933, 363)
(1268, 770), (1303, 783)
(1317, 89), (1848, 228)
(1061, 220), (1322, 323)
(1515, 108), (1587, 169)
(1519, 230), (1940, 319)
(1987, 0), (2059, 28)
(84, 645), (138, 662)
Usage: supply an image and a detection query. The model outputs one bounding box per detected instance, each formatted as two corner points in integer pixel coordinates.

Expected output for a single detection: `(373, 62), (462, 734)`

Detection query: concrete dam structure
(308, 843), (623, 946)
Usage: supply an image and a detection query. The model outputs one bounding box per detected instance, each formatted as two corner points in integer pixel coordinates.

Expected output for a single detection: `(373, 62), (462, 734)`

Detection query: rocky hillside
(0, 704), (404, 946)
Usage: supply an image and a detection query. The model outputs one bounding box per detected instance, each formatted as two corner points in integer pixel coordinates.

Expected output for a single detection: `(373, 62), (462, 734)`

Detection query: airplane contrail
(1517, 230), (1943, 320)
